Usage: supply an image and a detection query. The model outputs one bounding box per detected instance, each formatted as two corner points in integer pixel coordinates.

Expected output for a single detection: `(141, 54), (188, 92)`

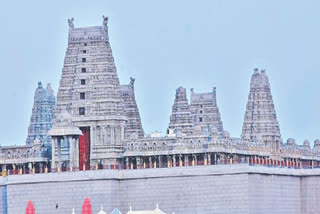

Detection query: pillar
(173, 155), (176, 167)
(204, 154), (208, 165)
(57, 137), (62, 172)
(75, 138), (79, 170)
(2, 165), (7, 177)
(125, 157), (129, 169)
(154, 157), (157, 168)
(158, 156), (161, 168)
(179, 155), (182, 167)
(130, 158), (133, 169)
(68, 136), (73, 172)
(39, 163), (44, 173)
(12, 164), (16, 175)
(208, 153), (211, 165)
(28, 163), (32, 174)
(185, 155), (189, 166)
(51, 137), (56, 170)
(149, 157), (152, 168)
(167, 156), (171, 168)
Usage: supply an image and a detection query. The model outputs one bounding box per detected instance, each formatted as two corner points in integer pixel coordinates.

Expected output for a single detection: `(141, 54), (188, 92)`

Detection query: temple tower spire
(120, 77), (144, 138)
(26, 82), (55, 150)
(168, 86), (194, 135)
(52, 16), (127, 169)
(190, 87), (224, 137)
(241, 68), (282, 150)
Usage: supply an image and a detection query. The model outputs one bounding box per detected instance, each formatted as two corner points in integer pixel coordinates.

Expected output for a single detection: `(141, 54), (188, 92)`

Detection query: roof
(111, 208), (122, 214)
(127, 205), (166, 214)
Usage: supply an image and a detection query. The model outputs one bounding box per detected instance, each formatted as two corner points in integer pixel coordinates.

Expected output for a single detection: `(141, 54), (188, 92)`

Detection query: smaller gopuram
(190, 87), (224, 137)
(241, 68), (282, 150)
(25, 82), (56, 147)
(167, 86), (194, 136)
(120, 77), (144, 139)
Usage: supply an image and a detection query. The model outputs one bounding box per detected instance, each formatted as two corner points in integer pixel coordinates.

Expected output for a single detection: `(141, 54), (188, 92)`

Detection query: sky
(0, 0), (319, 146)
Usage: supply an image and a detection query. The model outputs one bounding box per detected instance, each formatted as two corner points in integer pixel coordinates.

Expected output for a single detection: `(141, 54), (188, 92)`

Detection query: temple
(0, 16), (319, 176)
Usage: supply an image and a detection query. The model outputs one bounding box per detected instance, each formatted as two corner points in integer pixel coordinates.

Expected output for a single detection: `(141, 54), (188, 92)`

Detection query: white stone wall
(2, 165), (320, 214)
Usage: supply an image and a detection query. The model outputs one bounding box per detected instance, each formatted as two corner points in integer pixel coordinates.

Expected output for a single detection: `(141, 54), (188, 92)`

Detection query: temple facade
(0, 16), (318, 176)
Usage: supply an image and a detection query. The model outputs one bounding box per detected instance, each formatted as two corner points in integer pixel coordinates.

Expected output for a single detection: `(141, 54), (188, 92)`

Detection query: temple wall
(2, 165), (320, 214)
(248, 174), (301, 214)
(0, 177), (7, 214)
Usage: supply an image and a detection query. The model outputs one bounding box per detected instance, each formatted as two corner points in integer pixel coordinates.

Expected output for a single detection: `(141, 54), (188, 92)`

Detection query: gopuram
(0, 16), (319, 214)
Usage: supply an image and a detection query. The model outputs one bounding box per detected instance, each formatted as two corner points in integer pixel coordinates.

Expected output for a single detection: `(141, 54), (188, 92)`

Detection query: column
(149, 157), (152, 168)
(39, 163), (44, 173)
(125, 157), (129, 169)
(28, 163), (32, 174)
(208, 153), (211, 165)
(57, 137), (62, 172)
(204, 154), (208, 165)
(2, 165), (7, 176)
(69, 136), (73, 171)
(137, 157), (142, 169)
(179, 155), (182, 167)
(185, 155), (189, 166)
(158, 156), (161, 168)
(167, 156), (171, 168)
(173, 155), (176, 167)
(12, 164), (16, 175)
(19, 165), (22, 175)
(75, 138), (79, 170)
(51, 137), (56, 171)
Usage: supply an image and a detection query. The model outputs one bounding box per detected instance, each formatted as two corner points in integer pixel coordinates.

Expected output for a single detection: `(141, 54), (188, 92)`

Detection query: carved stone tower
(120, 77), (144, 139)
(168, 86), (194, 135)
(53, 16), (127, 169)
(26, 82), (55, 148)
(242, 68), (282, 150)
(190, 88), (224, 137)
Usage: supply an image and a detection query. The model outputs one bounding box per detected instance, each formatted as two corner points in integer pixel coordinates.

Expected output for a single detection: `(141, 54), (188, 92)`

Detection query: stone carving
(130, 77), (135, 86)
(68, 17), (74, 29)
(102, 15), (108, 31)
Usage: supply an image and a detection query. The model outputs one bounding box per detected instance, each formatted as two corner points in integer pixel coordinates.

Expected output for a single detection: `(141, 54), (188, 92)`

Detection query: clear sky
(0, 0), (319, 146)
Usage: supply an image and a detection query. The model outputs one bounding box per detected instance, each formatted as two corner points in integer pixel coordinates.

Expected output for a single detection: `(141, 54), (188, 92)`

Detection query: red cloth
(26, 200), (35, 214)
(81, 197), (92, 214)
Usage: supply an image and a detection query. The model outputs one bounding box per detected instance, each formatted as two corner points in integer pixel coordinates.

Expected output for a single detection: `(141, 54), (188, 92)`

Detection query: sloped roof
(127, 205), (166, 214)
(111, 208), (122, 214)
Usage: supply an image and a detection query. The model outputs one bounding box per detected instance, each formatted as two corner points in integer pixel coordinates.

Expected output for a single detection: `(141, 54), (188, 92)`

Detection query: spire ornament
(102, 15), (108, 31)
(68, 17), (74, 29)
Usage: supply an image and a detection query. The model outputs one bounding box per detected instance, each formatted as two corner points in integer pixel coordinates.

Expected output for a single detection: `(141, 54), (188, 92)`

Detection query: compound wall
(0, 165), (319, 214)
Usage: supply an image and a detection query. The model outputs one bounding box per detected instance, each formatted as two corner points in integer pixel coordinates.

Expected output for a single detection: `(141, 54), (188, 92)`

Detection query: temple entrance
(79, 127), (90, 171)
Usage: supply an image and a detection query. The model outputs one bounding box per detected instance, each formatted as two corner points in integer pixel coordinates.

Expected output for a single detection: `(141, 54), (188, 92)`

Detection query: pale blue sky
(0, 0), (319, 146)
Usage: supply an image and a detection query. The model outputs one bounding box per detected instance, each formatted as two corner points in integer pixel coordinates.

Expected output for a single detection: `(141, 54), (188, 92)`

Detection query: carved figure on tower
(68, 17), (74, 29)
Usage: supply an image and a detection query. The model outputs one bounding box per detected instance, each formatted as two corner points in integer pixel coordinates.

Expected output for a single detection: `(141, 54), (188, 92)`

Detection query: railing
(0, 159), (317, 176)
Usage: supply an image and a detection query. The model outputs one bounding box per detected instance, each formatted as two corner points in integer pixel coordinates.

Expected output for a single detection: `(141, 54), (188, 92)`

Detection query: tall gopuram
(120, 77), (144, 139)
(241, 68), (282, 150)
(189, 87), (224, 137)
(167, 86), (194, 135)
(52, 16), (127, 170)
(25, 82), (55, 147)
